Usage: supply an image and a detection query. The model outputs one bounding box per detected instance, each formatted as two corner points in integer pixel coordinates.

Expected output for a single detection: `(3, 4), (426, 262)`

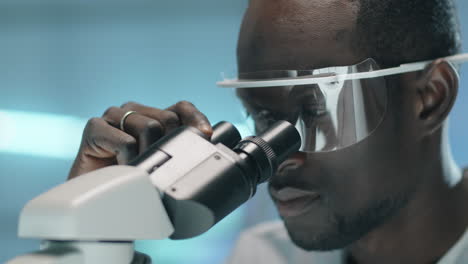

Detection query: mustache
(269, 151), (351, 191)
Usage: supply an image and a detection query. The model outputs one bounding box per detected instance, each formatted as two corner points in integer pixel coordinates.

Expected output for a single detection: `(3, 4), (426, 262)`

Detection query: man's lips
(269, 186), (321, 218)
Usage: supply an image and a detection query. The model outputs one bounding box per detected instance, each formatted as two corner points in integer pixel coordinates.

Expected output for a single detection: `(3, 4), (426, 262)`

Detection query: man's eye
(300, 105), (328, 126)
(252, 110), (278, 133)
(303, 103), (327, 116)
(255, 110), (275, 121)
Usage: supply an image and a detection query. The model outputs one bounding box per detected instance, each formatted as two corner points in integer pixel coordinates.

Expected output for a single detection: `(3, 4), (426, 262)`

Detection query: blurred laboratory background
(0, 0), (467, 263)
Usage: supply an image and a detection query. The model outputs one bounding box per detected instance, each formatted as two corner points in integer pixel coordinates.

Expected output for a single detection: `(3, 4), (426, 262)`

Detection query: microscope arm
(7, 165), (174, 264)
(17, 165), (174, 241)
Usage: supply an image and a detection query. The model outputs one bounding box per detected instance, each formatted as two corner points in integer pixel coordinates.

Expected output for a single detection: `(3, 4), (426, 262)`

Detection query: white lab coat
(226, 221), (468, 264)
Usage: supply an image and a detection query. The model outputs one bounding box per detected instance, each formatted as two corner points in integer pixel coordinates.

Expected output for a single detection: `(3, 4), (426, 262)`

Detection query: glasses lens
(235, 59), (387, 153)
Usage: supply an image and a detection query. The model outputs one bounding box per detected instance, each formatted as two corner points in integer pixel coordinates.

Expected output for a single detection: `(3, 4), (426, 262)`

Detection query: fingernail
(199, 123), (213, 135)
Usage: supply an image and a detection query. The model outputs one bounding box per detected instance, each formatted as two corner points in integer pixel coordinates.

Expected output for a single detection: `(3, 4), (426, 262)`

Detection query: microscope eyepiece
(233, 121), (301, 185)
(210, 121), (241, 149)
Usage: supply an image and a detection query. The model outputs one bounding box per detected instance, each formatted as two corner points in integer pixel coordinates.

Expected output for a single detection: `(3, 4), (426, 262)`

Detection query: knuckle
(102, 106), (120, 117)
(176, 100), (195, 109)
(161, 111), (180, 125)
(82, 124), (105, 154)
(85, 117), (103, 132)
(143, 120), (164, 135)
(121, 101), (138, 109)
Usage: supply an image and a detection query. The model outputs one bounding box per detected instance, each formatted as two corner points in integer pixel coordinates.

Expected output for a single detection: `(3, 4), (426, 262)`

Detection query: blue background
(0, 1), (467, 263)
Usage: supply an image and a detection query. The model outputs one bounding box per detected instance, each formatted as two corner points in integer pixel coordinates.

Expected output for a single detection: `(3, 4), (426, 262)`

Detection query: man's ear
(417, 59), (459, 134)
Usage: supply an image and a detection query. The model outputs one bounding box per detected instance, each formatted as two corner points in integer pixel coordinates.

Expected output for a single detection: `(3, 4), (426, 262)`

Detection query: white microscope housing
(7, 121), (300, 264)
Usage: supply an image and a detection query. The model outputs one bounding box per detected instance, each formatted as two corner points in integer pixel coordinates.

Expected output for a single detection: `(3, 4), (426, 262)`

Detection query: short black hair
(355, 0), (462, 68)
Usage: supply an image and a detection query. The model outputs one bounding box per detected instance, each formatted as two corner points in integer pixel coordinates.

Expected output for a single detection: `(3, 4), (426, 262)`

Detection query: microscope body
(7, 122), (300, 264)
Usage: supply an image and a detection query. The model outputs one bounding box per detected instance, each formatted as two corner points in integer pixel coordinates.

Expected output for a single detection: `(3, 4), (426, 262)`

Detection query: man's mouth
(269, 186), (321, 218)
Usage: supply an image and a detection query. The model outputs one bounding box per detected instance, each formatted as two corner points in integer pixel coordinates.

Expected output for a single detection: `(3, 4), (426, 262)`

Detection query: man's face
(237, 0), (422, 250)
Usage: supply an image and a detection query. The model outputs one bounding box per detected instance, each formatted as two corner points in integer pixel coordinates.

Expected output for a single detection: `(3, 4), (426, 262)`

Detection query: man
(68, 0), (468, 263)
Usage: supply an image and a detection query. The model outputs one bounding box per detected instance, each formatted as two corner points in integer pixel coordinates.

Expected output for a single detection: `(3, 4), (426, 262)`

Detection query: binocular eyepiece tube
(130, 121), (301, 239)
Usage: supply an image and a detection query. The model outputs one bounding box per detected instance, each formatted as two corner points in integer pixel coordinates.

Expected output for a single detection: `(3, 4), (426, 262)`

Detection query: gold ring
(120, 111), (137, 132)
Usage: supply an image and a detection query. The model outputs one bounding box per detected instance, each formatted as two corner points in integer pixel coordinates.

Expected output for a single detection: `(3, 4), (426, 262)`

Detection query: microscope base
(6, 241), (150, 264)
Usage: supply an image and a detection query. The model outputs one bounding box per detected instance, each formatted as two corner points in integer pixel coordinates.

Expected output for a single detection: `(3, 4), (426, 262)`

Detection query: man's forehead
(237, 0), (362, 72)
(248, 0), (359, 24)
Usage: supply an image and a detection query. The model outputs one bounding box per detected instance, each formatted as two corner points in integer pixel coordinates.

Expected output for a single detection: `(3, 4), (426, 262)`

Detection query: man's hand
(68, 101), (212, 179)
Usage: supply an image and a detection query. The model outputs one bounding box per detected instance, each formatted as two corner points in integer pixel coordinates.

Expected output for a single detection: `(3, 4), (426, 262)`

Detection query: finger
(121, 102), (181, 133)
(83, 118), (138, 166)
(68, 117), (138, 179)
(102, 107), (164, 153)
(166, 101), (213, 137)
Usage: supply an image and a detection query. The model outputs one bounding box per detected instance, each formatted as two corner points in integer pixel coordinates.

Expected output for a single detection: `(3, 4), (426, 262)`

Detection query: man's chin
(284, 221), (355, 251)
(282, 193), (410, 252)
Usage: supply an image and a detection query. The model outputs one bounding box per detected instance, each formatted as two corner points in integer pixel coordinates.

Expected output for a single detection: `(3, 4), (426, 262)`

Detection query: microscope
(7, 121), (301, 264)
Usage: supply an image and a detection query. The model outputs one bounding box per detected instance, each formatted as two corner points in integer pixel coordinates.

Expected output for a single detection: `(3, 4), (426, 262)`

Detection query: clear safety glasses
(217, 54), (468, 153)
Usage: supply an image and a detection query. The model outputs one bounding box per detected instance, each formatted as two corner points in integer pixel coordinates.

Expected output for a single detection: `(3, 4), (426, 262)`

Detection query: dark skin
(69, 1), (468, 264)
